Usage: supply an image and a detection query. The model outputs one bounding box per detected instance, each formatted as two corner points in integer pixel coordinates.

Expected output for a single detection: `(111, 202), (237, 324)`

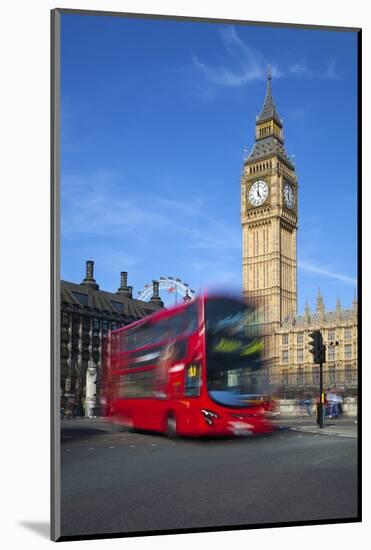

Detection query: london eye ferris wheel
(137, 276), (196, 306)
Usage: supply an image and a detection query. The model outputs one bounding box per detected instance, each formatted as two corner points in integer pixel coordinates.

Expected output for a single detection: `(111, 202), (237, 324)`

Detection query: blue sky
(61, 14), (358, 313)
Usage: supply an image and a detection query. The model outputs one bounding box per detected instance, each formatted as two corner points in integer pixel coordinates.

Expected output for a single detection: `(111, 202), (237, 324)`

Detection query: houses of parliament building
(240, 68), (358, 395)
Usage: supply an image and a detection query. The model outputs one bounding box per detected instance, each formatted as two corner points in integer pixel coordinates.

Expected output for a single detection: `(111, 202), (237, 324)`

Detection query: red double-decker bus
(104, 294), (274, 437)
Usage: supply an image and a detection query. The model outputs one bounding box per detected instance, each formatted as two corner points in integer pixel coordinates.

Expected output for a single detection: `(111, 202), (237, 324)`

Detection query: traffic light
(308, 330), (324, 364)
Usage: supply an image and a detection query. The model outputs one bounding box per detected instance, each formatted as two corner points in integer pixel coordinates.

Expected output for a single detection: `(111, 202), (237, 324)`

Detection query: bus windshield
(205, 297), (265, 408)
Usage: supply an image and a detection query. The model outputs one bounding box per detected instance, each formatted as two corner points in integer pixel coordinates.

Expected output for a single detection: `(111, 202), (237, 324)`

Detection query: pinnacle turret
(316, 288), (325, 316)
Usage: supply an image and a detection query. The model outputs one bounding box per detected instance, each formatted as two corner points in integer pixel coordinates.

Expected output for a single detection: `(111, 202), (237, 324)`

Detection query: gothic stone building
(275, 291), (358, 395)
(61, 260), (164, 413)
(240, 69), (358, 396)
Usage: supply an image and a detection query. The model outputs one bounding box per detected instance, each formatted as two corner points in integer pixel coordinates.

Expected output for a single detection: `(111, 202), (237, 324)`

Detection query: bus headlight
(201, 409), (220, 425)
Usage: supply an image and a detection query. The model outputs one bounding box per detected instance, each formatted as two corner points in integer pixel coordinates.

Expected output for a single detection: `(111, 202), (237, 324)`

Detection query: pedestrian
(305, 398), (312, 416)
(330, 391), (343, 417)
(60, 396), (65, 419)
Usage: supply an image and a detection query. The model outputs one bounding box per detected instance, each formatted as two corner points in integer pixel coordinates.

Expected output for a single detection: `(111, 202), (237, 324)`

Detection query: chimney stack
(81, 260), (99, 290)
(149, 280), (164, 308)
(116, 271), (132, 298)
(120, 271), (128, 288)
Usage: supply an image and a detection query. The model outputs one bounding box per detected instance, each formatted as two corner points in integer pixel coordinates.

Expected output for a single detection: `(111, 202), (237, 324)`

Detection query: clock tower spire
(241, 68), (298, 332)
(256, 65), (282, 130)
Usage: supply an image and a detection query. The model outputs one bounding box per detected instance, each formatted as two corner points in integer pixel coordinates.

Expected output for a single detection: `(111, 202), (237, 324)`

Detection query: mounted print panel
(51, 8), (361, 542)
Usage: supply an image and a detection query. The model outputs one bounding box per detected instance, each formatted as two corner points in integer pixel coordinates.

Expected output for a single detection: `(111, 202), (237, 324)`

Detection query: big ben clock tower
(241, 67), (298, 334)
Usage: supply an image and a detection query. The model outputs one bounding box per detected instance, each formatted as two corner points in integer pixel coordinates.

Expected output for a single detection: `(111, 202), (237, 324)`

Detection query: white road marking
(290, 427), (356, 439)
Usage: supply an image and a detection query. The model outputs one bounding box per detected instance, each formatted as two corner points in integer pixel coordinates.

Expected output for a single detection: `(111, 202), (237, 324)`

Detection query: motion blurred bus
(103, 294), (274, 437)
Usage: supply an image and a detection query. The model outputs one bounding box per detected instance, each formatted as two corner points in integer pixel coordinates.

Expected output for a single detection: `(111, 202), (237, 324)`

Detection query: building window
(297, 332), (303, 344)
(297, 348), (304, 363)
(328, 345), (336, 361)
(344, 328), (352, 340)
(282, 369), (289, 386)
(110, 301), (124, 313)
(297, 367), (304, 386)
(312, 366), (319, 385)
(328, 330), (335, 341)
(282, 334), (289, 345)
(344, 344), (352, 359)
(62, 312), (70, 326)
(282, 350), (289, 363)
(72, 291), (89, 306)
(328, 365), (335, 385)
(345, 364), (352, 385)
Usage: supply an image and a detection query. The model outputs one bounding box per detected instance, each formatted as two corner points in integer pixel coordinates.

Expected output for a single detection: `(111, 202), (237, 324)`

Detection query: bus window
(185, 363), (201, 397)
(183, 302), (199, 335)
(118, 370), (155, 398)
(205, 297), (264, 407)
(172, 339), (187, 361)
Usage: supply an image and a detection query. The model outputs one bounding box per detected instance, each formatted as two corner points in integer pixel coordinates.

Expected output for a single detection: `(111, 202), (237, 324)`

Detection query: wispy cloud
(61, 172), (171, 237)
(298, 260), (356, 285)
(288, 59), (341, 80)
(61, 170), (243, 293)
(192, 26), (340, 90)
(193, 26), (281, 87)
(323, 59), (340, 80)
(289, 62), (313, 79)
(61, 171), (240, 256)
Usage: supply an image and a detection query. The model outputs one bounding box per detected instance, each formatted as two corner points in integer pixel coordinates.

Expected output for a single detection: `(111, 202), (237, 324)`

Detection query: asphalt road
(60, 419), (358, 538)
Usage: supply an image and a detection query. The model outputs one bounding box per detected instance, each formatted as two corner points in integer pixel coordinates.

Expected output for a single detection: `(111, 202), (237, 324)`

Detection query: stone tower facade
(240, 69), (358, 396)
(241, 68), (298, 335)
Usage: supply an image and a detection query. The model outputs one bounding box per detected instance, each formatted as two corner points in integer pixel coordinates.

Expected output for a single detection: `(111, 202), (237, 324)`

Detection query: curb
(289, 426), (357, 439)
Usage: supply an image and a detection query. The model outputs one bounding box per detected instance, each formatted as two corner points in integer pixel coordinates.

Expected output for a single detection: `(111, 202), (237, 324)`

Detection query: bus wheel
(166, 413), (178, 438)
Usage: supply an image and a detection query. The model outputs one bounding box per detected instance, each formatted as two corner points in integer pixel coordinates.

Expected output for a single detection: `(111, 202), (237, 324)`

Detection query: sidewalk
(272, 416), (358, 438)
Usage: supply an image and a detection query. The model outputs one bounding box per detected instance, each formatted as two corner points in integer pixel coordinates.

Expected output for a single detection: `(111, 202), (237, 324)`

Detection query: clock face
(249, 180), (268, 207)
(284, 182), (295, 209)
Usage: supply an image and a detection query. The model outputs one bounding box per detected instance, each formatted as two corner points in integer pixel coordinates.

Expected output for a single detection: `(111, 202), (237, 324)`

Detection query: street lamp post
(309, 330), (326, 428)
(319, 356), (324, 429)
